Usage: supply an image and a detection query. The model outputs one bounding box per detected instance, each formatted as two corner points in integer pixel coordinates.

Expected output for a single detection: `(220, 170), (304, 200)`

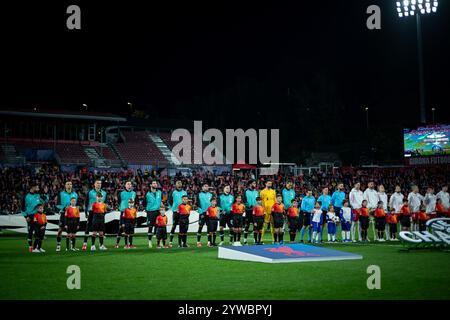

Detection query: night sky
(1, 0), (449, 164)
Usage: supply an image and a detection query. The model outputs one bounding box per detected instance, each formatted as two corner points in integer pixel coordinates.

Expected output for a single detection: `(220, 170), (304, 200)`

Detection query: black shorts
(301, 211), (311, 226)
(389, 223), (397, 234)
(156, 226), (167, 240)
(179, 215), (189, 233)
(199, 213), (208, 227)
(232, 214), (244, 228)
(288, 216), (300, 232)
(359, 216), (369, 229)
(272, 212), (284, 228)
(172, 212), (180, 226)
(375, 217), (386, 231)
(244, 210), (254, 225)
(219, 213), (233, 228)
(66, 218), (79, 234)
(418, 220), (427, 232)
(207, 218), (219, 233)
(400, 216), (411, 228)
(321, 210), (327, 225)
(124, 219), (135, 234)
(253, 216), (264, 231)
(59, 212), (66, 228)
(85, 211), (94, 232)
(92, 215), (105, 232)
(34, 225), (46, 240)
(147, 210), (159, 226)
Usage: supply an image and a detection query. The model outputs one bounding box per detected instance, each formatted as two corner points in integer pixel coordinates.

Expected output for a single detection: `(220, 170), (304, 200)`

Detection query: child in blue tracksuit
(339, 200), (352, 242)
(326, 205), (337, 242)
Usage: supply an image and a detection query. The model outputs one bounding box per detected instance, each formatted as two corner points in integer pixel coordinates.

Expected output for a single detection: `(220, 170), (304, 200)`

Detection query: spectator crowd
(0, 165), (448, 215)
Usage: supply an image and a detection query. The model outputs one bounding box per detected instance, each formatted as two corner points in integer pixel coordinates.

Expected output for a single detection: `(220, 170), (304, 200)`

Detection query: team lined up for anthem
(22, 178), (450, 253)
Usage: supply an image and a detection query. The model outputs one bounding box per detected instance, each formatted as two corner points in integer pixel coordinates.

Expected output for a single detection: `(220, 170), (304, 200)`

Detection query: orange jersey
(231, 203), (245, 215)
(253, 205), (265, 217)
(435, 203), (445, 214)
(360, 207), (369, 217)
(123, 207), (137, 220)
(65, 206), (80, 218)
(206, 206), (219, 218)
(272, 203), (285, 214)
(156, 215), (168, 227)
(287, 206), (299, 217)
(374, 208), (386, 218)
(92, 202), (107, 215)
(387, 213), (398, 224)
(33, 212), (47, 225)
(418, 211), (429, 221)
(400, 205), (411, 216)
(178, 204), (191, 215)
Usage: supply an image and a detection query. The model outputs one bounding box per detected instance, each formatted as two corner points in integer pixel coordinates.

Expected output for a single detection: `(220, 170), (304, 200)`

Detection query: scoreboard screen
(404, 125), (450, 157)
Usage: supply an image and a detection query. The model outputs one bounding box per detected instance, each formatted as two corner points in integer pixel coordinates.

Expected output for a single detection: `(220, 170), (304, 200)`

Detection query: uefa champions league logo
(399, 218), (450, 248)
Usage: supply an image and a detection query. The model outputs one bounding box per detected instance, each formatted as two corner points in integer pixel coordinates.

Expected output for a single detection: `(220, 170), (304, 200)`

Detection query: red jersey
(231, 203), (245, 215)
(360, 207), (369, 217)
(287, 206), (299, 217)
(272, 203), (285, 214)
(206, 206), (219, 218)
(435, 203), (445, 214)
(178, 204), (191, 215)
(33, 212), (47, 225)
(418, 211), (429, 221)
(65, 206), (80, 218)
(400, 205), (411, 216)
(253, 205), (265, 217)
(123, 207), (137, 220)
(92, 202), (107, 215)
(374, 208), (386, 218)
(387, 213), (398, 224)
(156, 215), (168, 227)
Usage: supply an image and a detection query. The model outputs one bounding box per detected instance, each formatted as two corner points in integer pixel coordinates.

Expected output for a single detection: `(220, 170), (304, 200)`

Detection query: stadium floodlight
(397, 0), (438, 17)
(395, 1), (438, 124)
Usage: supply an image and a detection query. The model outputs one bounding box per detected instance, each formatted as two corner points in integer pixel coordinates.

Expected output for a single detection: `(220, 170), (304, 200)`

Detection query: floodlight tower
(396, 0), (439, 124)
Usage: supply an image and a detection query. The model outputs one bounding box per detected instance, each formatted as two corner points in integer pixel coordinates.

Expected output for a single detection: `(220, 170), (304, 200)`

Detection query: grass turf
(1, 228), (449, 300)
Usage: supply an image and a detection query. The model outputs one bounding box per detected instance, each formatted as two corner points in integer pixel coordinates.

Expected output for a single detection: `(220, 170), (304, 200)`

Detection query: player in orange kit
(65, 197), (80, 251)
(122, 198), (138, 249)
(32, 204), (47, 253)
(231, 195), (245, 246)
(252, 197), (265, 245)
(271, 194), (285, 245)
(155, 206), (168, 249)
(91, 192), (109, 251)
(206, 198), (219, 247)
(287, 199), (300, 243)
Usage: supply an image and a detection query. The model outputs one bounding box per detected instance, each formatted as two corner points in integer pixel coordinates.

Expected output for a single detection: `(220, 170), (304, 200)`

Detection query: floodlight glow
(396, 0), (438, 16)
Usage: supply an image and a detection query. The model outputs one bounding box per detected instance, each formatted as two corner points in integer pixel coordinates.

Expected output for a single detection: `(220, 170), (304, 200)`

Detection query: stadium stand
(114, 130), (167, 165)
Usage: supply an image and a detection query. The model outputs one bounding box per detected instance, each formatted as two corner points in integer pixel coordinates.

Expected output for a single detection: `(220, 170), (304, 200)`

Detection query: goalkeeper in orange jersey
(260, 180), (276, 242)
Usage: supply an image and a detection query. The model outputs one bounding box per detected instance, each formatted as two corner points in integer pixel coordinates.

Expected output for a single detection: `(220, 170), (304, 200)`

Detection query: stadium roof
(0, 109), (127, 122)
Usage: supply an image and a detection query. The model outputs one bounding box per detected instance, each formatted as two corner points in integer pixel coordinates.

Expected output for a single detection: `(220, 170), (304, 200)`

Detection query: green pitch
(1, 230), (449, 300)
